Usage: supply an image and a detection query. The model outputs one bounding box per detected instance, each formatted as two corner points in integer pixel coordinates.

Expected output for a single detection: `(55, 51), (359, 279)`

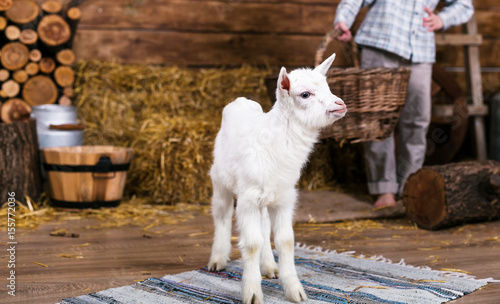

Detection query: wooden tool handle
(49, 123), (85, 131)
(314, 28), (359, 68)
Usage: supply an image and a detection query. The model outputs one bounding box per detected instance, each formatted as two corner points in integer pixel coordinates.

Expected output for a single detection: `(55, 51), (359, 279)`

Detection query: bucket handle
(49, 123), (85, 131)
(92, 156), (116, 179)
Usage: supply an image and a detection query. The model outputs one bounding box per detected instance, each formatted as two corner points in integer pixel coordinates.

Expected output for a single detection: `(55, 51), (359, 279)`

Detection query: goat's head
(275, 53), (346, 130)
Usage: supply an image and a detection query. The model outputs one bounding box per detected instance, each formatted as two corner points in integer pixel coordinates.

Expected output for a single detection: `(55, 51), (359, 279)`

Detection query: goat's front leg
(260, 207), (279, 279)
(268, 191), (307, 303)
(236, 197), (264, 304)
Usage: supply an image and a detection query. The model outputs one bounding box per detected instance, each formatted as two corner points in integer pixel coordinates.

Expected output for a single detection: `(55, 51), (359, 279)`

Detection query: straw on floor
(59, 245), (495, 304)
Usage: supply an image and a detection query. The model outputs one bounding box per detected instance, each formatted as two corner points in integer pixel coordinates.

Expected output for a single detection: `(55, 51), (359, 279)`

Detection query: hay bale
(74, 61), (272, 204)
(74, 60), (362, 204)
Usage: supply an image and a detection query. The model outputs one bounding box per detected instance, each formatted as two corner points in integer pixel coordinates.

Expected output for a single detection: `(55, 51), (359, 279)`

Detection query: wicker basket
(266, 29), (411, 143)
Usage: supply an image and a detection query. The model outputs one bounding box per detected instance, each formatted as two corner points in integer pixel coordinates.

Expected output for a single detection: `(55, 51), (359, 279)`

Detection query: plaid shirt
(334, 0), (474, 63)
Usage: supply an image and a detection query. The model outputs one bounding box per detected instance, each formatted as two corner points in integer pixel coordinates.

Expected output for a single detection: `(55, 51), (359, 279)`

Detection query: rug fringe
(295, 243), (500, 283)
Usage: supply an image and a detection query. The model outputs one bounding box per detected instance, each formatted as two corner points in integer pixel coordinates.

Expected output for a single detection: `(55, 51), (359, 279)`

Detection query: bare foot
(373, 193), (396, 209)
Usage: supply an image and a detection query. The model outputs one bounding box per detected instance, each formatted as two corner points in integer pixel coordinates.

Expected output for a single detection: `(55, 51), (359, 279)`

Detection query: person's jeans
(361, 46), (432, 197)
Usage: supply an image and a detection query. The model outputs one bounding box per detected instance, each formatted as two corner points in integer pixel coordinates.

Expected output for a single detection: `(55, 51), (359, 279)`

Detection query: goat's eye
(300, 92), (311, 99)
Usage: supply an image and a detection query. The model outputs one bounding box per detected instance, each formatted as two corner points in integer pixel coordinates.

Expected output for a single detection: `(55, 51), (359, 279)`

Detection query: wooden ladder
(435, 13), (488, 160)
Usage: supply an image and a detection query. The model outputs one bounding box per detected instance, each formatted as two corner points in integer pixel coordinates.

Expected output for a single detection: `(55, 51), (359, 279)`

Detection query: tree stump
(0, 119), (42, 205)
(403, 160), (500, 230)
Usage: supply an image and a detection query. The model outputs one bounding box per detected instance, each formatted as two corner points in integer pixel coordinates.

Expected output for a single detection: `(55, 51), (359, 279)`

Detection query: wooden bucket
(41, 145), (134, 208)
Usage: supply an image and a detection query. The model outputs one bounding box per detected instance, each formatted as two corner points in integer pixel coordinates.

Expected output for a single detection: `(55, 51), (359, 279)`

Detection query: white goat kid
(208, 53), (346, 304)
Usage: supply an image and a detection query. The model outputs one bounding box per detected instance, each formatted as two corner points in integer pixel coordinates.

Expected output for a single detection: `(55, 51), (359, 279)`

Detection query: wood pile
(0, 0), (80, 123)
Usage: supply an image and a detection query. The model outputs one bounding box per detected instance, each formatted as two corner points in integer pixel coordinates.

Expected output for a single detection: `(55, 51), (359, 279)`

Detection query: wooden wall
(38, 0), (500, 93)
(71, 0), (344, 67)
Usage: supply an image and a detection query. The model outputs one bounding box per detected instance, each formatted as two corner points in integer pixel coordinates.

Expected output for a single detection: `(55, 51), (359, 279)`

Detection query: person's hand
(423, 7), (444, 31)
(334, 22), (352, 42)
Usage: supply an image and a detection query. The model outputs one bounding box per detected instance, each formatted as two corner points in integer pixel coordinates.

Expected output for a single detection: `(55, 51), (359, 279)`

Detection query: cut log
(5, 0), (39, 24)
(37, 14), (71, 46)
(25, 62), (39, 75)
(0, 16), (7, 31)
(28, 49), (42, 62)
(58, 95), (71, 106)
(1, 79), (20, 98)
(56, 49), (75, 65)
(0, 69), (9, 82)
(1, 42), (29, 70)
(12, 69), (29, 83)
(5, 25), (21, 41)
(0, 119), (42, 205)
(0, 98), (31, 123)
(54, 65), (74, 87)
(39, 57), (56, 74)
(23, 75), (58, 105)
(20, 28), (38, 46)
(63, 86), (74, 98)
(66, 7), (81, 47)
(0, 0), (12, 12)
(41, 0), (62, 14)
(403, 160), (500, 230)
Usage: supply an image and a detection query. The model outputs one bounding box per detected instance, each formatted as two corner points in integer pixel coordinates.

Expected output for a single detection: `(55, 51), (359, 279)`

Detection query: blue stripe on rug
(59, 245), (495, 304)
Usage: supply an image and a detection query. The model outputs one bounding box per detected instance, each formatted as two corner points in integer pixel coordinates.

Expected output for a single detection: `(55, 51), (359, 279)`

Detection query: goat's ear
(277, 67), (290, 94)
(313, 53), (336, 76)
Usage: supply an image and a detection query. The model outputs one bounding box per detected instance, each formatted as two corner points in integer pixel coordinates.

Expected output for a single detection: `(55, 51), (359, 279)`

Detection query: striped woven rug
(59, 245), (495, 304)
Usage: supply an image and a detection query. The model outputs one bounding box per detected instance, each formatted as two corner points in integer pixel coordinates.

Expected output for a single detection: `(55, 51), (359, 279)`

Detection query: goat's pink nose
(335, 100), (344, 106)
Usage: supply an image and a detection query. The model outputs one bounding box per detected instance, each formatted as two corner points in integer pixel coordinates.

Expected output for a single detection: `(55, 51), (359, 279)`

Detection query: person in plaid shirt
(334, 0), (474, 208)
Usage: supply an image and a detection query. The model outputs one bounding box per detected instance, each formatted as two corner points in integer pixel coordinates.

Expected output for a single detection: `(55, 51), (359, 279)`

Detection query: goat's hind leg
(236, 196), (265, 304)
(208, 182), (234, 271)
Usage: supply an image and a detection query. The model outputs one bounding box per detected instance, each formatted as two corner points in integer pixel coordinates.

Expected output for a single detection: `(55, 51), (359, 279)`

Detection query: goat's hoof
(283, 280), (308, 303)
(261, 262), (279, 279)
(243, 292), (264, 304)
(207, 259), (227, 272)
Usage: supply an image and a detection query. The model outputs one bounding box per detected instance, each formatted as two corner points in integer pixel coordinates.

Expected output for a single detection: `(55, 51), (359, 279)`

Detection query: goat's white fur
(208, 53), (346, 304)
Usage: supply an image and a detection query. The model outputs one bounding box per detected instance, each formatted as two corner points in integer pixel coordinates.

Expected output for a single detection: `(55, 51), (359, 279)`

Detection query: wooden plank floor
(3, 191), (500, 304)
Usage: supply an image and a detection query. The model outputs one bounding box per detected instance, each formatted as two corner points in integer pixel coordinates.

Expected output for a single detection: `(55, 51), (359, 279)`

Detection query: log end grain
(58, 95), (72, 106)
(62, 86), (74, 98)
(25, 62), (39, 76)
(37, 14), (71, 46)
(0, 98), (31, 123)
(41, 0), (62, 14)
(67, 7), (81, 21)
(56, 49), (75, 66)
(20, 28), (38, 45)
(28, 49), (42, 62)
(39, 57), (56, 74)
(5, 24), (21, 41)
(54, 66), (75, 87)
(0, 0), (13, 12)
(1, 42), (29, 71)
(1, 79), (20, 98)
(0, 16), (7, 30)
(403, 169), (447, 230)
(0, 69), (9, 82)
(22, 75), (58, 105)
(13, 69), (29, 83)
(5, 0), (38, 24)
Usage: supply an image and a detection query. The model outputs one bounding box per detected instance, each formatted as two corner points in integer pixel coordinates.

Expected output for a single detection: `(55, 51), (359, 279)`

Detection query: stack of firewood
(0, 0), (80, 123)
